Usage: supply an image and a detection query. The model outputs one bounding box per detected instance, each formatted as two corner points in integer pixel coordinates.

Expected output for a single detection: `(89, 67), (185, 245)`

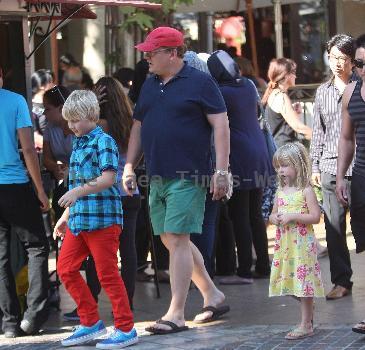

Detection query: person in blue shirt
(0, 64), (50, 337)
(123, 27), (230, 334)
(207, 50), (272, 284)
(53, 90), (137, 348)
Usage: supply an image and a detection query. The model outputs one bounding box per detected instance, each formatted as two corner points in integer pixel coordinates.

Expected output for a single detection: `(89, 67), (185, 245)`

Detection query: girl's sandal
(285, 326), (314, 340)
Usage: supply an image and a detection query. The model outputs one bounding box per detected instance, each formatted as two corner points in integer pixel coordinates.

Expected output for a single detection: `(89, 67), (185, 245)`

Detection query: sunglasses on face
(354, 59), (365, 69)
(144, 48), (175, 59)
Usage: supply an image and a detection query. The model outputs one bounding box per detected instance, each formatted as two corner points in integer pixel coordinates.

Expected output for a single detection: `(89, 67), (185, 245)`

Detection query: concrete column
(83, 6), (105, 81)
(273, 0), (283, 58)
(206, 11), (213, 54)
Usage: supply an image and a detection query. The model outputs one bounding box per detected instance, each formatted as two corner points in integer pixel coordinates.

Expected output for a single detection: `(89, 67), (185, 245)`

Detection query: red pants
(57, 224), (134, 332)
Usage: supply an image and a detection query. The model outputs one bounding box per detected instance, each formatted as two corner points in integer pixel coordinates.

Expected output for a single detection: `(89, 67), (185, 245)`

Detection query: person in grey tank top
(261, 58), (312, 148)
(337, 33), (365, 335)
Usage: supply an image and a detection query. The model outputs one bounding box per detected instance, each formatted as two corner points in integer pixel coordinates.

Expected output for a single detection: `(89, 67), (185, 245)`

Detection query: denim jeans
(0, 183), (49, 332)
(191, 191), (219, 276)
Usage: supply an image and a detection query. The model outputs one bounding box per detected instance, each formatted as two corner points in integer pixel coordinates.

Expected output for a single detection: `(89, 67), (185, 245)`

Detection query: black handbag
(258, 103), (277, 160)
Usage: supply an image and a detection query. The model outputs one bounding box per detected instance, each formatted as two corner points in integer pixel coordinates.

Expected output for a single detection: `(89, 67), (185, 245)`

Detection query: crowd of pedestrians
(1, 25), (365, 348)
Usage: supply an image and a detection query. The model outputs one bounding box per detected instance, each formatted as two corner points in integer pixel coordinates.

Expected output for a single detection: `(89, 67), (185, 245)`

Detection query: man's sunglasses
(354, 59), (365, 69)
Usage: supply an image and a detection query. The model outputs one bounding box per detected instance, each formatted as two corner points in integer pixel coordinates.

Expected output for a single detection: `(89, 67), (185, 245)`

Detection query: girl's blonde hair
(62, 90), (100, 122)
(273, 142), (311, 189)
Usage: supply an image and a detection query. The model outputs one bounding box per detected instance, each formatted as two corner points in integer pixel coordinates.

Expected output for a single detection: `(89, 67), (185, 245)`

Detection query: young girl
(269, 142), (324, 340)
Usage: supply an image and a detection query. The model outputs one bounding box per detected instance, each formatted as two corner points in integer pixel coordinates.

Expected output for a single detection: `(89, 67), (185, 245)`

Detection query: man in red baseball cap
(124, 26), (230, 335)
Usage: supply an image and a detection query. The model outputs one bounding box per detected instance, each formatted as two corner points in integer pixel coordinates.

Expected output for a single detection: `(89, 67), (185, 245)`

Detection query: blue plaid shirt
(68, 126), (122, 235)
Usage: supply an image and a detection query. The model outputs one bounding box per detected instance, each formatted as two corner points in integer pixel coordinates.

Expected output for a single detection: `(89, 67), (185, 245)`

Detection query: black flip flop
(352, 321), (365, 334)
(194, 305), (230, 324)
(145, 319), (189, 335)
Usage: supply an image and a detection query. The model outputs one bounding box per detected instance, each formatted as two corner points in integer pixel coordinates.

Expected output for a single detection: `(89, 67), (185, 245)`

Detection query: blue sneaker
(61, 320), (107, 347)
(96, 328), (138, 349)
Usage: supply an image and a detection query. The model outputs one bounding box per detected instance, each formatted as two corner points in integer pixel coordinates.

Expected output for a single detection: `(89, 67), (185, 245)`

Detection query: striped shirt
(68, 126), (122, 236)
(310, 79), (353, 176)
(348, 80), (365, 177)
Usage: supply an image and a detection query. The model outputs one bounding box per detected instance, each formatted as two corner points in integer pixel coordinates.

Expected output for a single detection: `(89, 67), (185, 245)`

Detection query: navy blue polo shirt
(134, 64), (226, 179)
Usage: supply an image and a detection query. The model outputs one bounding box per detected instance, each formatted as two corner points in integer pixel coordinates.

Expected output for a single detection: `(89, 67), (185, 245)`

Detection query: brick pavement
(1, 323), (365, 349)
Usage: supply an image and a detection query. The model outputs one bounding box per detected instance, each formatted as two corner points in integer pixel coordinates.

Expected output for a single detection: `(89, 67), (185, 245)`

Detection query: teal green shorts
(149, 178), (207, 235)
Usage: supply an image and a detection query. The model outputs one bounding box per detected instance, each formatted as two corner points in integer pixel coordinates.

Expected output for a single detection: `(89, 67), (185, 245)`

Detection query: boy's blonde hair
(273, 142), (312, 189)
(62, 90), (100, 122)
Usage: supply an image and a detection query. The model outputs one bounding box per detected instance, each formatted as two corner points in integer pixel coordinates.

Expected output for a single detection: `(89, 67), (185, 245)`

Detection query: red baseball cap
(135, 27), (184, 52)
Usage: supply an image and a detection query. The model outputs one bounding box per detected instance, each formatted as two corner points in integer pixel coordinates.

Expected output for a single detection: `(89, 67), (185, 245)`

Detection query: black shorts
(350, 172), (365, 253)
(0, 182), (46, 242)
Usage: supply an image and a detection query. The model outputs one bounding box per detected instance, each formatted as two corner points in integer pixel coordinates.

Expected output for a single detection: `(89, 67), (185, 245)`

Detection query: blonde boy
(54, 90), (137, 348)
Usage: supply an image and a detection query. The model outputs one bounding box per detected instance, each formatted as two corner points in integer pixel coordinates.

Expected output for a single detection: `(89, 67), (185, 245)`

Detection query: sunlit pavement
(2, 218), (365, 349)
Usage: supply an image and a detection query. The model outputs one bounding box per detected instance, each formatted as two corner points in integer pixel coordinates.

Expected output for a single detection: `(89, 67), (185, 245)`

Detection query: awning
(24, 0), (161, 59)
(25, 1), (161, 21)
(26, 2), (97, 20)
(26, 0), (161, 11)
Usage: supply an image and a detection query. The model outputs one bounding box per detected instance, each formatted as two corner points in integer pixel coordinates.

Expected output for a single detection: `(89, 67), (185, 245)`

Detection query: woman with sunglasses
(262, 58), (312, 148)
(43, 86), (101, 321)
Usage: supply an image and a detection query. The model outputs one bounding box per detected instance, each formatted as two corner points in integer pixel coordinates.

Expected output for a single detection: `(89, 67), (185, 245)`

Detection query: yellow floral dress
(269, 189), (324, 298)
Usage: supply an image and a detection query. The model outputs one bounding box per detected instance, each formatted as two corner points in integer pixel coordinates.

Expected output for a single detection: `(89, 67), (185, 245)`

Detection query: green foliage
(121, 7), (154, 30)
(120, 0), (194, 30)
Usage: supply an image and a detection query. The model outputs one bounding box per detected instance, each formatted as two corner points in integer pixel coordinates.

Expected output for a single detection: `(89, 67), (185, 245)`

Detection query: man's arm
(123, 120), (143, 196)
(336, 82), (356, 206)
(17, 127), (49, 211)
(310, 89), (325, 185)
(207, 112), (230, 200)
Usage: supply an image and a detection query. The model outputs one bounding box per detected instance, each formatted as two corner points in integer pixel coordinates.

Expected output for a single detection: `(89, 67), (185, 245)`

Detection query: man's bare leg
(150, 233), (193, 331)
(189, 242), (225, 322)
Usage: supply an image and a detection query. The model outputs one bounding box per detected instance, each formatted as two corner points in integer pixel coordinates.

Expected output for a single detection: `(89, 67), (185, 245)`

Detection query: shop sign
(0, 0), (62, 17)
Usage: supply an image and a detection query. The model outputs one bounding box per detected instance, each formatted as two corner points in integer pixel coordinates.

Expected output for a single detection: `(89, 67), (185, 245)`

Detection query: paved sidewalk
(1, 220), (365, 349)
(1, 322), (365, 349)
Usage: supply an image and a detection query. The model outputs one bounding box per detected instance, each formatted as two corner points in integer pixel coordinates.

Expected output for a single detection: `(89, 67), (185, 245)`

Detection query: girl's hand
(270, 213), (281, 225)
(278, 213), (295, 225)
(58, 188), (80, 208)
(53, 218), (68, 239)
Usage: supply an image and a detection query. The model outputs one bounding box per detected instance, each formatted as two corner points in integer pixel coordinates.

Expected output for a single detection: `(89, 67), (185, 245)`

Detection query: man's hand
(122, 167), (137, 197)
(37, 190), (50, 212)
(53, 218), (68, 239)
(58, 188), (80, 208)
(312, 173), (321, 187)
(210, 172), (229, 201)
(336, 178), (349, 206)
